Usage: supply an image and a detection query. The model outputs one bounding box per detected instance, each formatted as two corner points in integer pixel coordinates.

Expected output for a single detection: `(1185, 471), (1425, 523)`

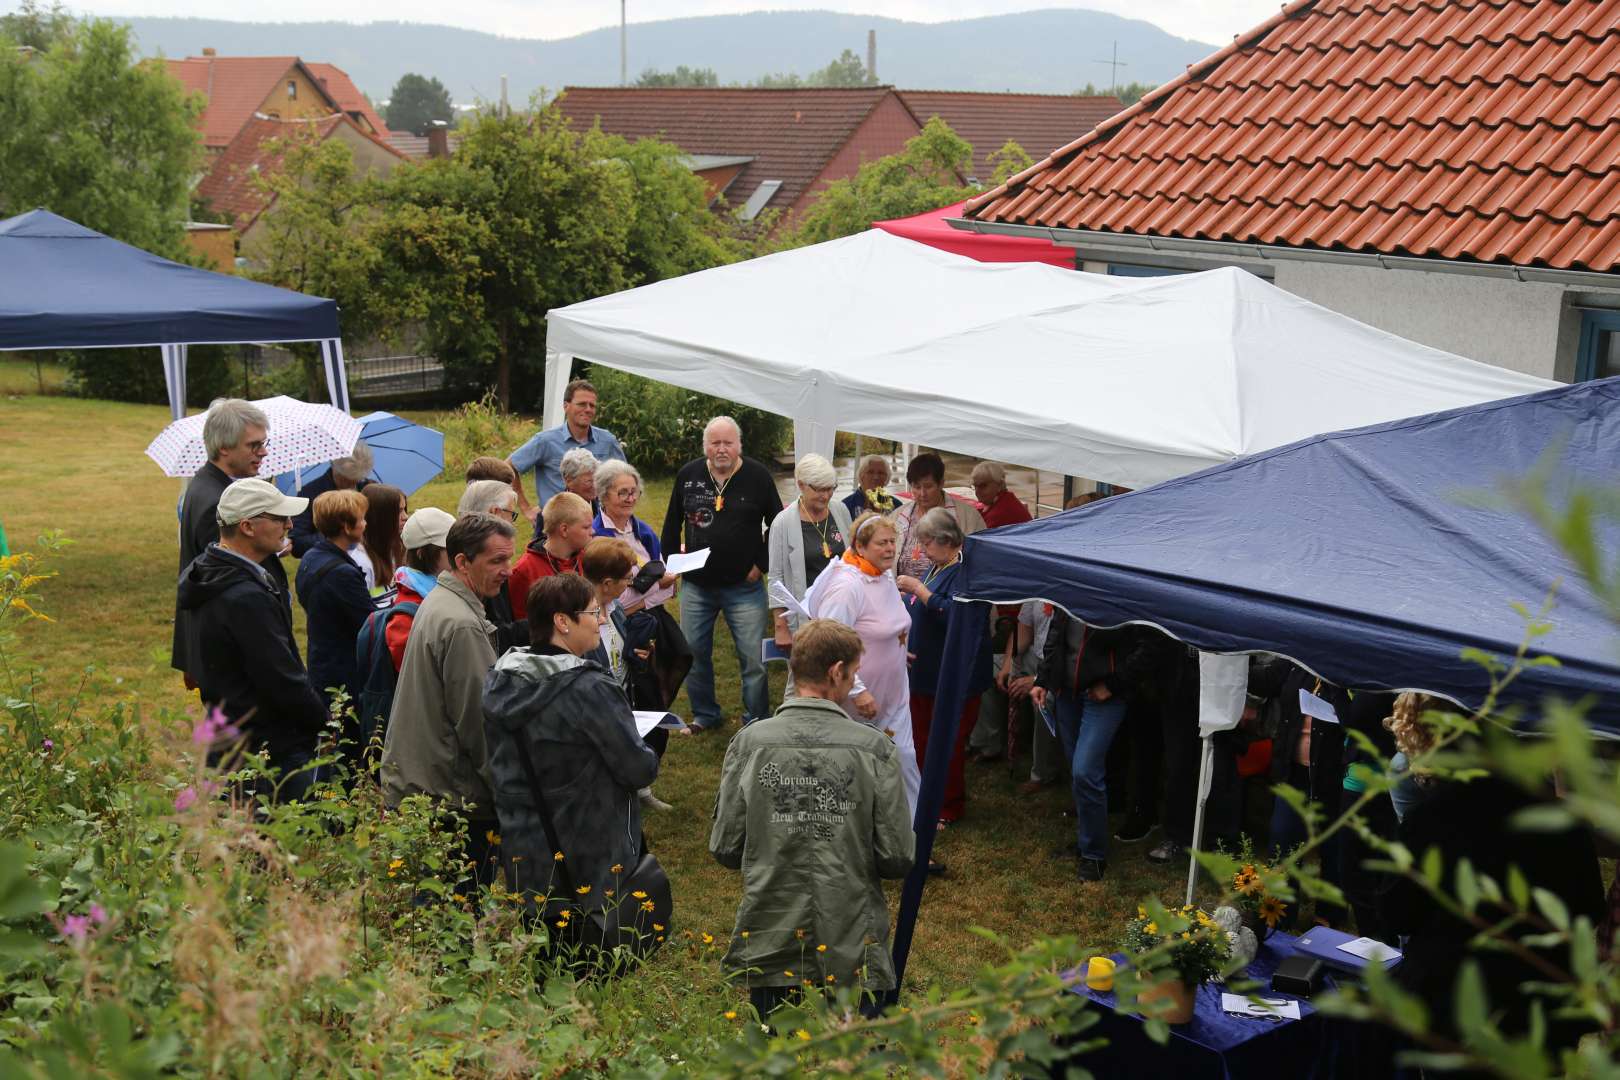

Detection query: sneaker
(1146, 839), (1184, 865)
(638, 788), (673, 812)
(1115, 816), (1156, 843)
(1077, 858), (1107, 882)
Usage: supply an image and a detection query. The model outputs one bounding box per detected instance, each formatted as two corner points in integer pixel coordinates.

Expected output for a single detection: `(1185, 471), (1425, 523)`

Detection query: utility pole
(1094, 40), (1127, 97)
(620, 0), (628, 86)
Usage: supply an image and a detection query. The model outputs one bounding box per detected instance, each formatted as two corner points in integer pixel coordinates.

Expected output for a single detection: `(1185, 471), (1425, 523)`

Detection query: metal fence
(348, 354), (445, 400)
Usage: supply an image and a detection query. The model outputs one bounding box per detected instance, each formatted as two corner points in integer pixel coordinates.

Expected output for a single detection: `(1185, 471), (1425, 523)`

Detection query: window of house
(287, 80), (297, 100)
(1576, 310), (1620, 382)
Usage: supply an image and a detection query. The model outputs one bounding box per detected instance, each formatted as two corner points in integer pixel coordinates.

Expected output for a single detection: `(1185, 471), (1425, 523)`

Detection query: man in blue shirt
(506, 378), (626, 534)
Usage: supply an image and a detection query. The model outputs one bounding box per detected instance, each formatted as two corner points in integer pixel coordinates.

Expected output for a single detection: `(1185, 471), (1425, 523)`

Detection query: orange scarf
(842, 548), (883, 577)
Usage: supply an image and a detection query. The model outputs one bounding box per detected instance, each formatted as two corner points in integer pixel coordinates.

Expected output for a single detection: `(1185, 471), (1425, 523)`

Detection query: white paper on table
(767, 579), (811, 621)
(665, 548), (711, 575)
(1298, 688), (1340, 724)
(632, 711), (685, 738)
(1337, 936), (1401, 963)
(1220, 993), (1301, 1020)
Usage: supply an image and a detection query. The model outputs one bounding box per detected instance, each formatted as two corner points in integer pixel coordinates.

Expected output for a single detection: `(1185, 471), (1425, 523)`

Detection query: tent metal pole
(1186, 734), (1215, 907)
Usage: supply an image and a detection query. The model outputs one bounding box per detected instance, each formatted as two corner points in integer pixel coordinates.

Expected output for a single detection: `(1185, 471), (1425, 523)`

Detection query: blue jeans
(679, 577), (769, 728)
(1054, 690), (1129, 862)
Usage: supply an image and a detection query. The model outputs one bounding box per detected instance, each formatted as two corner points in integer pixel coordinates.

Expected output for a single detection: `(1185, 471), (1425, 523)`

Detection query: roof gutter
(946, 217), (1620, 292)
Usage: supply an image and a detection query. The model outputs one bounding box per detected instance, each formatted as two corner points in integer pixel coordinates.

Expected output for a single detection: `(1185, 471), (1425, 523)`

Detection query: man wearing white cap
(176, 478), (328, 802)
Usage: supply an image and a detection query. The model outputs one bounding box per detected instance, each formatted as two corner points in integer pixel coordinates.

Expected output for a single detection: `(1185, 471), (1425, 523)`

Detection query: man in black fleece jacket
(177, 479), (328, 802)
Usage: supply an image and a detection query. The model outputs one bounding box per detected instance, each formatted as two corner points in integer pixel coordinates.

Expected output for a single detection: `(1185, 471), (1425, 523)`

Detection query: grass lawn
(0, 392), (1197, 1003)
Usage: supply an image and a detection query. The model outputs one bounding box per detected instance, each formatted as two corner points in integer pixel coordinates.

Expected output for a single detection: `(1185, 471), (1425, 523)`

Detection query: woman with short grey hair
(592, 457), (673, 612)
(897, 505), (993, 825)
(843, 453), (895, 519)
(558, 447), (599, 504)
(458, 479), (519, 523)
(331, 439), (374, 484)
(768, 453), (853, 646)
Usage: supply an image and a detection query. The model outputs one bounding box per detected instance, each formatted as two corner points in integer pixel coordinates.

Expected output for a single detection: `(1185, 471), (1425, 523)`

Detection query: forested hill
(117, 8), (1219, 105)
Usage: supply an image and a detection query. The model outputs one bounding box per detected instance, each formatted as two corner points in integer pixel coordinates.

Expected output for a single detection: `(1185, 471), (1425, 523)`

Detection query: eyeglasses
(245, 439), (269, 452)
(576, 607), (604, 621)
(253, 513), (292, 526)
(493, 506), (519, 522)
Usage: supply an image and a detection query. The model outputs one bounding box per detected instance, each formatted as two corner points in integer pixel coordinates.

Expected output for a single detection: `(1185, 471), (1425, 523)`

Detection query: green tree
(596, 131), (752, 284)
(987, 139), (1033, 186)
(383, 72), (454, 135)
(787, 116), (977, 245)
(754, 47), (876, 89)
(0, 13), (201, 257)
(1074, 80), (1153, 106)
(635, 65), (719, 87)
(0, 0), (73, 50)
(377, 105), (637, 407)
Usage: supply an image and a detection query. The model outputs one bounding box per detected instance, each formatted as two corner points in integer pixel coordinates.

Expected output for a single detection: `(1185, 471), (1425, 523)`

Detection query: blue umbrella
(274, 411), (445, 496)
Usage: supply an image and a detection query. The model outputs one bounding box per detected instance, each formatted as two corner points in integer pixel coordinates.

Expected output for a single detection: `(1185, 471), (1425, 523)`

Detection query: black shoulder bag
(509, 736), (673, 963)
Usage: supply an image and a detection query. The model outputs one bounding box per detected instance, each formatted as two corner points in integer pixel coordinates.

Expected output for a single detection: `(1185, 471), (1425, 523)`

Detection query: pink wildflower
(174, 787), (198, 812)
(89, 904), (108, 925)
(41, 738), (53, 752)
(54, 913), (91, 942)
(191, 707), (240, 746)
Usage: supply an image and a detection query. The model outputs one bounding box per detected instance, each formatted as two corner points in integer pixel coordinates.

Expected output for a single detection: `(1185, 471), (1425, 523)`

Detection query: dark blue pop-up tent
(892, 377), (1620, 990)
(0, 209), (349, 418)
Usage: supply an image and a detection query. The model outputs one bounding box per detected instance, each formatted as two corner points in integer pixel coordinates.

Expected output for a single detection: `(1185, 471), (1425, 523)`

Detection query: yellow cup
(1085, 955), (1116, 992)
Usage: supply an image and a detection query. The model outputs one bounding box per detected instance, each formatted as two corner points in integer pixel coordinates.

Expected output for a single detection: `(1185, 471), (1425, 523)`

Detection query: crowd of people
(167, 386), (1609, 1039)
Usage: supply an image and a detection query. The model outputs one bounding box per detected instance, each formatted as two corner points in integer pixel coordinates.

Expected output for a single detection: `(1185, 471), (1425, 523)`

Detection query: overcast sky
(57, 2), (1281, 48)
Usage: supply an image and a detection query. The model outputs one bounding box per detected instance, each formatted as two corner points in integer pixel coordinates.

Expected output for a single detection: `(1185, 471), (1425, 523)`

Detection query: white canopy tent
(544, 227), (1558, 927)
(544, 229), (1553, 486)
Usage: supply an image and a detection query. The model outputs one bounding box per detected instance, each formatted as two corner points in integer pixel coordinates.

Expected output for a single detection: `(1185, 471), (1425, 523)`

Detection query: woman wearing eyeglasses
(767, 454), (852, 650)
(592, 460), (676, 614)
(483, 572), (661, 936)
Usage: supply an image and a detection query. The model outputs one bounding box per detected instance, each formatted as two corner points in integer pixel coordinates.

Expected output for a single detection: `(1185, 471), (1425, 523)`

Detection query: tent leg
(321, 339), (351, 413)
(161, 344), (188, 421)
(543, 350), (573, 428)
(1186, 734), (1215, 907)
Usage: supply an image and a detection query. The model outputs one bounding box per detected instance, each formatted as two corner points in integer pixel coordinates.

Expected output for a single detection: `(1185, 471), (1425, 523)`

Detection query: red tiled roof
(306, 62), (390, 136)
(966, 0), (1620, 274)
(555, 86), (901, 217)
(897, 91), (1122, 182)
(167, 55), (337, 149)
(196, 112), (404, 229)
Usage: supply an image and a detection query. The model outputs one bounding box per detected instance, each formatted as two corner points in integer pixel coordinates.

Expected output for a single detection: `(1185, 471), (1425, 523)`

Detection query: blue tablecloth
(1062, 931), (1400, 1080)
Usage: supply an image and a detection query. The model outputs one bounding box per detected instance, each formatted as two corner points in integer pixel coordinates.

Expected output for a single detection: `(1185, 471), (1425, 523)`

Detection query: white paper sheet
(665, 548), (711, 575)
(767, 579), (810, 621)
(1337, 936), (1402, 963)
(1220, 993), (1301, 1020)
(1298, 688), (1341, 724)
(633, 711), (684, 737)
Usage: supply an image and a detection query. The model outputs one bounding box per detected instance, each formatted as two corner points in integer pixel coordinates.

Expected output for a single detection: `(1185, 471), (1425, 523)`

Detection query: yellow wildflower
(795, 929), (807, 940)
(826, 974), (836, 983)
(740, 931), (749, 939)
(388, 858), (404, 870)
(553, 851), (564, 861)
(702, 932), (714, 944)
(486, 830), (501, 845)
(784, 970), (794, 977)
(816, 944), (827, 953)
(610, 863), (624, 874)
(1145, 922), (1157, 935)
(575, 884), (591, 895)
(724, 1011), (738, 1020)
(794, 1029), (811, 1041)
(1260, 895), (1287, 928)
(652, 923), (665, 932)
(632, 890), (648, 899)
(641, 900), (655, 912)
(604, 889), (614, 898)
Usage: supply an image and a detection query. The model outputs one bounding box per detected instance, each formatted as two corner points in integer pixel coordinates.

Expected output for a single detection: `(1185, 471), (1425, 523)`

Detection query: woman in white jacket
(766, 453), (854, 648)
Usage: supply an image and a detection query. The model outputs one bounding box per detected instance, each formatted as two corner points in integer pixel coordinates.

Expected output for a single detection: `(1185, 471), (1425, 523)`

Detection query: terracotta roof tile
(554, 86), (897, 217)
(967, 0), (1620, 273)
(166, 56), (338, 149)
(895, 91), (1122, 181)
(305, 62), (390, 136)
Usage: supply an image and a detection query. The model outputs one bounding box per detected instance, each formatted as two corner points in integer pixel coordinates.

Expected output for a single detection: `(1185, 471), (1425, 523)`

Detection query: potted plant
(1121, 904), (1232, 1024)
(1226, 835), (1289, 941)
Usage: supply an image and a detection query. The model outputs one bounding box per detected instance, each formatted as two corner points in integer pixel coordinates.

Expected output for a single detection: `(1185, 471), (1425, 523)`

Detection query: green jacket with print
(709, 695), (915, 990)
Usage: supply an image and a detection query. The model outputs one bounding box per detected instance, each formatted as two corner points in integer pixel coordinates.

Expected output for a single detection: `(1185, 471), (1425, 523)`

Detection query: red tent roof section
(965, 0), (1620, 273)
(873, 201), (1075, 267)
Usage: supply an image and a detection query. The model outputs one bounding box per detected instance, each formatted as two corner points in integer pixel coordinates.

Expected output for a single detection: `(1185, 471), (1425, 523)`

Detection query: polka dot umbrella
(144, 396), (364, 479)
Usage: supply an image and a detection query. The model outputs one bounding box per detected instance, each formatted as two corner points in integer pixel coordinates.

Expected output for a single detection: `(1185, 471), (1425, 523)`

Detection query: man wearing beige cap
(177, 478), (329, 802)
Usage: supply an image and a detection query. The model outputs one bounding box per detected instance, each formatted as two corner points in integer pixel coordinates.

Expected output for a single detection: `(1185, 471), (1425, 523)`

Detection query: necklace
(922, 553), (961, 589)
(708, 465), (735, 512)
(805, 509), (834, 560)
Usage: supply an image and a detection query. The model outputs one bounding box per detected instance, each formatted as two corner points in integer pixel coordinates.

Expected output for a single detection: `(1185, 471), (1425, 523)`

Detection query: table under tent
(0, 209), (350, 420)
(543, 227), (1560, 991)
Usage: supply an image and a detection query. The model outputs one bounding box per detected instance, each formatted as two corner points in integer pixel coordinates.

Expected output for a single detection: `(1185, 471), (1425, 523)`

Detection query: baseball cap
(215, 478), (308, 526)
(401, 507), (456, 549)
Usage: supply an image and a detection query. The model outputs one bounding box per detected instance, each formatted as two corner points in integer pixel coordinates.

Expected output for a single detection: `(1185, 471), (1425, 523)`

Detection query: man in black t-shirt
(660, 416), (784, 732)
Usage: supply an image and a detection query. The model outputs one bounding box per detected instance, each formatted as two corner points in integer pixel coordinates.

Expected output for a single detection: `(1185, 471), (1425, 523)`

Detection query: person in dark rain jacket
(296, 489), (376, 761)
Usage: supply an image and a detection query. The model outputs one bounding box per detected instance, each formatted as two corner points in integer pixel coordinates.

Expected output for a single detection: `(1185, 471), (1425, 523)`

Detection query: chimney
(202, 46), (216, 56)
(426, 120), (450, 159)
(500, 74), (509, 119)
(866, 30), (876, 82)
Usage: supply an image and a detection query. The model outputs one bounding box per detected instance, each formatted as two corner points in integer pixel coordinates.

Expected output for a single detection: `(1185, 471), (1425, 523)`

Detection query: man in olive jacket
(710, 620), (915, 1019)
(381, 513), (515, 890)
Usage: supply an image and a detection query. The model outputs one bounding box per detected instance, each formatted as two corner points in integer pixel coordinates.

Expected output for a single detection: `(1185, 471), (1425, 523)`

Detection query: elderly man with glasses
(176, 478), (327, 803)
(173, 398), (279, 679)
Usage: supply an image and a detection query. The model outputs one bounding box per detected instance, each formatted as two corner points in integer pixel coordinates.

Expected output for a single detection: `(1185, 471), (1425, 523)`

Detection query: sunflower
(1233, 868), (1263, 897)
(1259, 895), (1287, 928)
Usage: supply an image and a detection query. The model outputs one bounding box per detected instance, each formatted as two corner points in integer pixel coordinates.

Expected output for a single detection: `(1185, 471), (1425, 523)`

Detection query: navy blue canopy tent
(892, 377), (1620, 992)
(0, 209), (348, 418)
